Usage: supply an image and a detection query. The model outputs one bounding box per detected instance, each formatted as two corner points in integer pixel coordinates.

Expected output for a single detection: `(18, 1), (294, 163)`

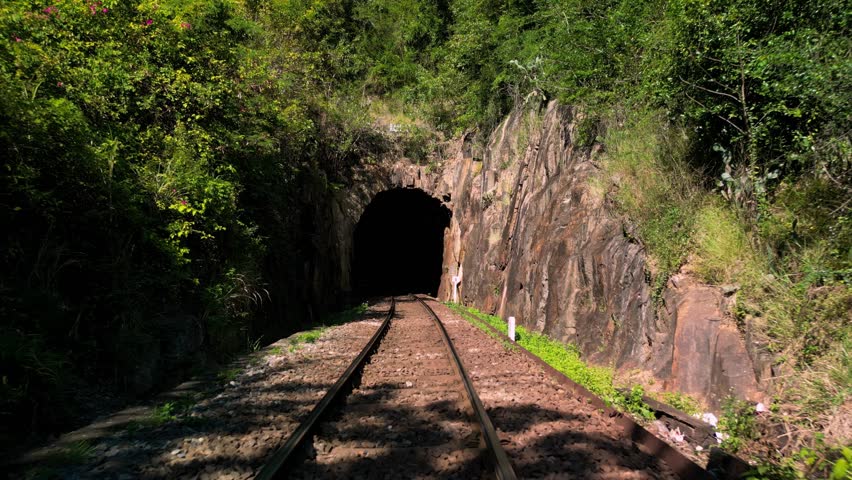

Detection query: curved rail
(414, 295), (518, 480)
(255, 298), (396, 480)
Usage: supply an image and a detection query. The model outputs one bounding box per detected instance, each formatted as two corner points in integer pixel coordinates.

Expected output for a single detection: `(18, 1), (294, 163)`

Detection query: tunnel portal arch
(353, 187), (451, 297)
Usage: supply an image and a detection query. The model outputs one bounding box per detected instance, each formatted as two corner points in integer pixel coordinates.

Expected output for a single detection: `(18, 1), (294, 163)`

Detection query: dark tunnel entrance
(353, 188), (452, 297)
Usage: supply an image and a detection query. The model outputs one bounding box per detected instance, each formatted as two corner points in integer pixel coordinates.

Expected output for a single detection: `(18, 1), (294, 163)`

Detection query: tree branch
(678, 75), (740, 103)
(683, 91), (746, 135)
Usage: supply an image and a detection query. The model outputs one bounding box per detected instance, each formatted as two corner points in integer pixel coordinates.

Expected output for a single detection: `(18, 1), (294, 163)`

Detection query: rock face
(322, 101), (763, 407)
(661, 275), (763, 406)
(435, 104), (660, 375)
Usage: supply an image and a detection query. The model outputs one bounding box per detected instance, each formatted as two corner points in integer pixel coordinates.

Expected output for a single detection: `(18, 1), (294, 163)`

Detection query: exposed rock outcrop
(661, 275), (763, 406)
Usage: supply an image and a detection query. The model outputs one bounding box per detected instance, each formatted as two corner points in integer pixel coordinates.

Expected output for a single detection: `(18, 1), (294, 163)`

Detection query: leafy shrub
(0, 0), (354, 443)
(658, 391), (702, 416)
(718, 396), (758, 453)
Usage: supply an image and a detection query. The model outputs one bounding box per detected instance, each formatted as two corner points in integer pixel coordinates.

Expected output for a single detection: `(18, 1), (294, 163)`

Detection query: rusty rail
(414, 295), (518, 480)
(255, 298), (396, 480)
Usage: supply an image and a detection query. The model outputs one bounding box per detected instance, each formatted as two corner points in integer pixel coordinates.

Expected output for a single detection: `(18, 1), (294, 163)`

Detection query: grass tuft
(287, 302), (371, 352)
(692, 203), (762, 284)
(657, 391), (703, 416)
(597, 109), (697, 298)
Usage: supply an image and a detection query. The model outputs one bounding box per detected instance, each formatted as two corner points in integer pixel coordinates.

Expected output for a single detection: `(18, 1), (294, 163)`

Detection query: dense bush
(0, 0), (338, 446)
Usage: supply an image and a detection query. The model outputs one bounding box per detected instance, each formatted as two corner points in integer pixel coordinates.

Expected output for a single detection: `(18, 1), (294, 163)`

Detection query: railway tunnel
(353, 187), (451, 297)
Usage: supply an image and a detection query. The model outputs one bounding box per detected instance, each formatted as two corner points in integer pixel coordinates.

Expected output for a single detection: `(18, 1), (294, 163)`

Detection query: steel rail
(447, 300), (745, 480)
(414, 295), (518, 480)
(255, 297), (396, 480)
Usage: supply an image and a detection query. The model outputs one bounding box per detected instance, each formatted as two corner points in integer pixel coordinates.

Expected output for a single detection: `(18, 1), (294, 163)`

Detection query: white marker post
(508, 316), (516, 342)
(451, 275), (461, 303)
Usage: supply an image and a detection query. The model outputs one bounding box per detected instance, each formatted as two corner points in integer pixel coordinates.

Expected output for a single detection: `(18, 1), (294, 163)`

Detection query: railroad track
(256, 295), (733, 479)
(256, 295), (517, 479)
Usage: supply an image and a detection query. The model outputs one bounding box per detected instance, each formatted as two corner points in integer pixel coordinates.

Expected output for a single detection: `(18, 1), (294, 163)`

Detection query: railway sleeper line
(256, 295), (517, 480)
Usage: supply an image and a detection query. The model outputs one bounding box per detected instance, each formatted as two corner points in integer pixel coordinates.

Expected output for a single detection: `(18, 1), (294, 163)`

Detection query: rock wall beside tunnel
(443, 102), (662, 372)
(431, 102), (763, 408)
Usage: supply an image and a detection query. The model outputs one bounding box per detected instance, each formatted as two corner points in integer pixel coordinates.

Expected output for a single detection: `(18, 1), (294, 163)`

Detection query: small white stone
(695, 446), (704, 452)
(755, 402), (768, 413)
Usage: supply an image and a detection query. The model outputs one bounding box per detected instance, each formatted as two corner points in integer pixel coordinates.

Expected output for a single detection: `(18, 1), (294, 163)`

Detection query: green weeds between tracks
(446, 303), (654, 420)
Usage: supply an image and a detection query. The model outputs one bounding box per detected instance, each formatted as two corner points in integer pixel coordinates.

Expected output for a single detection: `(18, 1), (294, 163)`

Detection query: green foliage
(397, 124), (438, 164)
(1, 1), (848, 475)
(290, 328), (325, 346)
(121, 395), (200, 432)
(693, 203), (761, 284)
(447, 303), (515, 351)
(744, 445), (852, 480)
(285, 302), (371, 352)
(831, 448), (852, 480)
(718, 396), (758, 453)
(657, 0), (851, 210)
(622, 385), (656, 421)
(287, 328), (324, 352)
(657, 391), (702, 416)
(597, 109), (697, 296)
(598, 107), (849, 469)
(151, 401), (181, 425)
(217, 367), (241, 383)
(0, 0), (359, 444)
(161, 396), (198, 420)
(353, 0), (448, 94)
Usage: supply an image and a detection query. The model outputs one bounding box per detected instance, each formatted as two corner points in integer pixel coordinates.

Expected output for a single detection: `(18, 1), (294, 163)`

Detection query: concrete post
(508, 316), (516, 342)
(451, 275), (461, 303)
